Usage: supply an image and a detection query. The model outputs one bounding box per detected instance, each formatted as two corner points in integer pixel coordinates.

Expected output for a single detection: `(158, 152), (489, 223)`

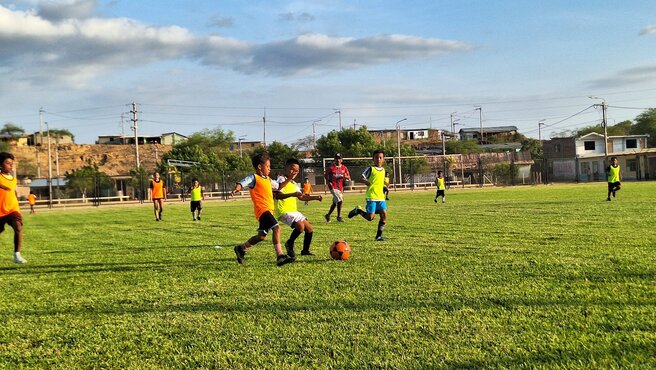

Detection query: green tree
(445, 140), (483, 154)
(577, 120), (633, 137)
(630, 108), (656, 147)
(65, 163), (113, 198)
(49, 129), (75, 142)
(1, 122), (25, 138)
(251, 141), (300, 170)
(316, 127), (380, 158)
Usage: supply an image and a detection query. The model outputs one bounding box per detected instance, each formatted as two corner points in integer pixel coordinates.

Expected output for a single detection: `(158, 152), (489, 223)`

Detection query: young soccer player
(606, 157), (622, 201)
(150, 172), (166, 221)
(348, 150), (388, 241)
(189, 178), (204, 221)
(324, 153), (351, 222)
(232, 152), (295, 266)
(28, 191), (37, 214)
(0, 153), (27, 264)
(275, 159), (323, 257)
(434, 171), (446, 203)
(302, 177), (312, 206)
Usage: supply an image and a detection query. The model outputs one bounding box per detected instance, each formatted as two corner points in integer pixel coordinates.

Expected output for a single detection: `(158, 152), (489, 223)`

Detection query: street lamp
(45, 122), (53, 208)
(395, 118), (407, 187)
(238, 135), (247, 158)
(538, 120), (546, 145)
(312, 120), (321, 150)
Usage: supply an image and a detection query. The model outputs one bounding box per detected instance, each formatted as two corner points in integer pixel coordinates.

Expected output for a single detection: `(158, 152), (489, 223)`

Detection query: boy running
(232, 152), (295, 266)
(0, 152), (27, 263)
(324, 153), (350, 222)
(606, 157), (622, 201)
(28, 191), (37, 214)
(348, 150), (388, 241)
(150, 172), (166, 221)
(189, 178), (204, 221)
(275, 159), (323, 257)
(434, 171), (446, 203)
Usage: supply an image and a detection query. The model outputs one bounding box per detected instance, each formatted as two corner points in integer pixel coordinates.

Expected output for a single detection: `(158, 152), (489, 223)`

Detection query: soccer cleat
(285, 242), (296, 258)
(193, 218), (196, 221)
(13, 255), (27, 264)
(375, 236), (387, 242)
(606, 198), (611, 202)
(276, 254), (295, 266)
(434, 198), (437, 203)
(234, 245), (246, 264)
(324, 214), (330, 223)
(442, 199), (446, 204)
(336, 217), (345, 222)
(348, 206), (361, 219)
(612, 191), (616, 198)
(197, 216), (201, 221)
(301, 250), (314, 256)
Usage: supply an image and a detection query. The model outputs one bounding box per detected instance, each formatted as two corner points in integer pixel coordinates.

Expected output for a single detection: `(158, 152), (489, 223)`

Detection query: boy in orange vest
(231, 152), (295, 266)
(28, 191), (37, 214)
(150, 172), (166, 221)
(0, 152), (27, 263)
(302, 177), (312, 206)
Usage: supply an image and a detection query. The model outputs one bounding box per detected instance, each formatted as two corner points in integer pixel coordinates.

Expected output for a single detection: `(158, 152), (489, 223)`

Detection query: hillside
(12, 144), (173, 178)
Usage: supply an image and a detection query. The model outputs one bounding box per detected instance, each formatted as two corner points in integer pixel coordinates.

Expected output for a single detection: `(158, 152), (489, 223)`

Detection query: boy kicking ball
(274, 158), (323, 257)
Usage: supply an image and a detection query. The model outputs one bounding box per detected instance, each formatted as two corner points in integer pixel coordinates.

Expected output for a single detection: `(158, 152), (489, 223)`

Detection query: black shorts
(190, 200), (202, 212)
(257, 211), (279, 235)
(436, 190), (445, 197)
(0, 212), (22, 234)
(608, 181), (621, 191)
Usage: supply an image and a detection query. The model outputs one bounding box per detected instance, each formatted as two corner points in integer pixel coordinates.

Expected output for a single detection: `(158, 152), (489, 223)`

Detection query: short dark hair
(252, 152), (270, 169)
(192, 178), (198, 183)
(0, 152), (14, 164)
(285, 158), (300, 167)
(372, 149), (385, 158)
(438, 171), (443, 175)
(610, 156), (617, 161)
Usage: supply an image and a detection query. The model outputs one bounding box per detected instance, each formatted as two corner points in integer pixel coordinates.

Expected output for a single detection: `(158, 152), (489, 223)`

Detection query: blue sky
(1, 0), (656, 145)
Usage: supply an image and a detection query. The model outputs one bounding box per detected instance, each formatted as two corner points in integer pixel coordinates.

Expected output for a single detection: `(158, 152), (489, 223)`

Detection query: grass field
(1, 182), (655, 369)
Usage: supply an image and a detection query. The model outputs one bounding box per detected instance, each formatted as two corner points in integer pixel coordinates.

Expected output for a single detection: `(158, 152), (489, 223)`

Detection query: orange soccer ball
(329, 240), (351, 260)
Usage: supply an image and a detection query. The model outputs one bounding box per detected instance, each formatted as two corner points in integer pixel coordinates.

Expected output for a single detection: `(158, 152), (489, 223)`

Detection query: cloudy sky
(1, 0), (656, 144)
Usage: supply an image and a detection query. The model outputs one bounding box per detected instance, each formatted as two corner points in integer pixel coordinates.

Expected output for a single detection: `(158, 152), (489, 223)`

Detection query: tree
(445, 140), (482, 154)
(65, 163), (113, 198)
(49, 129), (75, 142)
(631, 108), (656, 147)
(251, 141), (300, 170)
(1, 122), (25, 138)
(316, 127), (380, 158)
(577, 120), (633, 137)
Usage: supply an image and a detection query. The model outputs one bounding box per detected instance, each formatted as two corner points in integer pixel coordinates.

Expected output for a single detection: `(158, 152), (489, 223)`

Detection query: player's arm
(274, 191), (303, 200)
(163, 184), (167, 200)
(324, 168), (334, 190)
(232, 174), (254, 196)
(299, 194), (322, 202)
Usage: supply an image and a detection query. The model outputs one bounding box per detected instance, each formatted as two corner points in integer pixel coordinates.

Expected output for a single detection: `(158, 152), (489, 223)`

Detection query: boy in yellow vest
(275, 159), (323, 257)
(232, 152), (295, 266)
(434, 171), (446, 203)
(606, 157), (622, 201)
(348, 150), (389, 241)
(188, 178), (204, 221)
(0, 152), (27, 263)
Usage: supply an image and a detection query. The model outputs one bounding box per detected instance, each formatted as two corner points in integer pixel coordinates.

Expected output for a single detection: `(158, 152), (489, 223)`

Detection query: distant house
(459, 126), (518, 144)
(28, 132), (74, 146)
(0, 134), (29, 147)
(96, 132), (187, 145)
(369, 128), (449, 154)
(543, 133), (656, 181)
(229, 140), (264, 155)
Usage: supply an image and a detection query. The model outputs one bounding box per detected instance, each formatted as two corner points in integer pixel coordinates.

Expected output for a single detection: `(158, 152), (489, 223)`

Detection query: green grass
(1, 183), (655, 369)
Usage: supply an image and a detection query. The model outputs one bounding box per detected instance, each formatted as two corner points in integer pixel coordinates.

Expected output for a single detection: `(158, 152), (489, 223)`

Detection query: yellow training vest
(365, 166), (386, 201)
(274, 180), (299, 218)
(608, 165), (620, 183)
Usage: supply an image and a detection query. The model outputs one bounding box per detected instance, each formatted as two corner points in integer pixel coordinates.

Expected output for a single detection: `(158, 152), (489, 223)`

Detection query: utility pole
(335, 110), (342, 131)
(46, 122), (52, 208)
(538, 120), (546, 144)
(589, 97), (609, 164)
(120, 113), (125, 144)
(395, 118), (407, 187)
(312, 120), (321, 150)
(263, 108), (267, 146)
(37, 108), (44, 178)
(131, 102), (140, 168)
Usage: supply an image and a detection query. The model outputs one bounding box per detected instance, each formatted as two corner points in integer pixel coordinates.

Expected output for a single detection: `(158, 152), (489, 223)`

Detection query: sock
(358, 208), (367, 217)
(287, 229), (302, 246)
(302, 232), (313, 252)
(375, 220), (386, 239)
(14, 252), (21, 257)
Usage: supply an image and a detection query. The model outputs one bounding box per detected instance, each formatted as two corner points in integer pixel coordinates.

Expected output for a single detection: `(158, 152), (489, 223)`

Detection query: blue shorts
(365, 200), (387, 214)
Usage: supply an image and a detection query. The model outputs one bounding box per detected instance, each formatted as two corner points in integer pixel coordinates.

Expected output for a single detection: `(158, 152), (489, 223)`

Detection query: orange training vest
(0, 174), (20, 217)
(151, 179), (165, 199)
(249, 174), (274, 219)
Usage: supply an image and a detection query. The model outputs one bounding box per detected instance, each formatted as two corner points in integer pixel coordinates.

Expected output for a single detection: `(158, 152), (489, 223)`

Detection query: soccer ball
(329, 240), (351, 260)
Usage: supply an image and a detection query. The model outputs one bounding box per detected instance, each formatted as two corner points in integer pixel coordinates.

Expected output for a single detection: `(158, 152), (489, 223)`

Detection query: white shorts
(330, 189), (344, 204)
(278, 212), (307, 227)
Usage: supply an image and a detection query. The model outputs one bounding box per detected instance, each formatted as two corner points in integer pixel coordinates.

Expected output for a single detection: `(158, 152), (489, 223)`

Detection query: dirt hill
(13, 144), (173, 178)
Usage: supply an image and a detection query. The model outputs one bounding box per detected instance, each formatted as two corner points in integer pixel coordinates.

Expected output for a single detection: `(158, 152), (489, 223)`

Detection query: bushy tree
(1, 123), (25, 138)
(445, 140), (482, 154)
(251, 141), (300, 170)
(630, 108), (656, 147)
(65, 163), (113, 198)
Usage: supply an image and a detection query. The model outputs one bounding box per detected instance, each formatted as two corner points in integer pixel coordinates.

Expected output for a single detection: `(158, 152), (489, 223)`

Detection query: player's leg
(336, 200), (344, 222)
(285, 219), (304, 258)
(153, 199), (160, 220)
(158, 199), (164, 220)
(375, 205), (387, 241)
(9, 214), (26, 264)
(325, 201), (336, 222)
(301, 220), (314, 256)
(607, 183), (612, 201)
(196, 202), (202, 220)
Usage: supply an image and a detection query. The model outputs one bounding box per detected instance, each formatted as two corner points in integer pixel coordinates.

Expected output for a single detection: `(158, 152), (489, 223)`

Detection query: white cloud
(37, 0), (97, 21)
(639, 25), (656, 35)
(0, 4), (473, 87)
